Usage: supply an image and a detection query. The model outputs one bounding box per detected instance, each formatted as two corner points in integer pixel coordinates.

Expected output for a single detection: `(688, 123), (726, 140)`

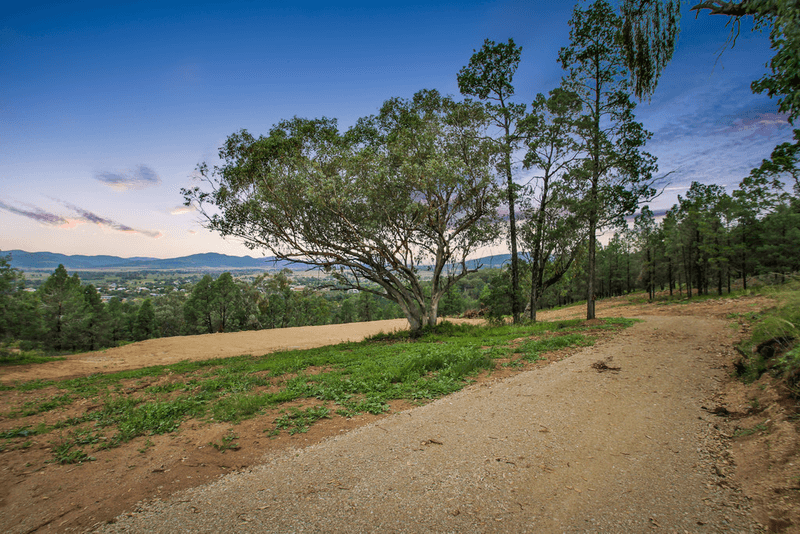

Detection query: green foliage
(273, 406), (331, 435)
(51, 441), (94, 464)
(559, 0), (657, 319)
(2, 317), (630, 462)
(458, 38), (526, 322)
(0, 347), (65, 366)
(210, 430), (240, 452)
(184, 89), (502, 334)
(735, 279), (800, 386)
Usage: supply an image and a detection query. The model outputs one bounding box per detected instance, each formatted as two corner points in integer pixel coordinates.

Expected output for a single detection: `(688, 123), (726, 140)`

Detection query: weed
(50, 441), (94, 464)
(210, 431), (240, 452)
(273, 406), (331, 435)
(734, 421), (769, 437)
(137, 439), (154, 454)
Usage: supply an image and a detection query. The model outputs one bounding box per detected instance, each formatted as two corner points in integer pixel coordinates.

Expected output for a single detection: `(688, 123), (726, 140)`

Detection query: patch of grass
(734, 279), (800, 386)
(734, 421), (769, 437)
(273, 406), (331, 435)
(0, 348), (66, 366)
(210, 430), (240, 452)
(50, 440), (95, 464)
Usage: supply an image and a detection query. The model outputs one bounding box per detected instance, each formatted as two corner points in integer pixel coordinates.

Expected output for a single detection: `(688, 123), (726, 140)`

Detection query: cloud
(95, 164), (162, 190)
(0, 198), (162, 238)
(170, 204), (196, 215)
(0, 200), (70, 226)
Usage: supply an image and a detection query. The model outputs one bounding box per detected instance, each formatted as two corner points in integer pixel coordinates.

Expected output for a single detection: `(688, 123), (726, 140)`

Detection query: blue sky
(1, 0), (793, 259)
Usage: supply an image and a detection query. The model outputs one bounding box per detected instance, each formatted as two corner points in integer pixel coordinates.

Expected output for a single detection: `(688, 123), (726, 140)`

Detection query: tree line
(479, 177), (799, 318)
(0, 261), (501, 354)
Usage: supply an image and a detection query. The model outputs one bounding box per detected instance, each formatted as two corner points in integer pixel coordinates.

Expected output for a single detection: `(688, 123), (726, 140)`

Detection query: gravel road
(98, 316), (759, 533)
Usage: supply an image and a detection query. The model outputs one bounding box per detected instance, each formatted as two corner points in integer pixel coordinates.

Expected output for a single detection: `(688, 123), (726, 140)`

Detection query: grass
(0, 317), (636, 462)
(733, 276), (800, 387)
(0, 348), (66, 366)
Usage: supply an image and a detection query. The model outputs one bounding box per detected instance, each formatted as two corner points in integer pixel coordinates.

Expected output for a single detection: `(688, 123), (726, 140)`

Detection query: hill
(3, 250), (513, 272)
(2, 250), (295, 271)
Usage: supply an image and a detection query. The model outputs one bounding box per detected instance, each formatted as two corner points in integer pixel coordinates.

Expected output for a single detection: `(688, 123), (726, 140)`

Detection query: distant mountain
(3, 250), (513, 272)
(2, 250), (297, 271)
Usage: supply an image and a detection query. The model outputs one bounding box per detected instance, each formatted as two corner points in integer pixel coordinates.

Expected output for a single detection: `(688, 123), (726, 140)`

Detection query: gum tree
(519, 88), (586, 321)
(458, 38), (527, 323)
(183, 90), (501, 335)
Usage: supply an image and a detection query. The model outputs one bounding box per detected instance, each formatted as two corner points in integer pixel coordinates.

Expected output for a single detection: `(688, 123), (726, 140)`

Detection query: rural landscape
(2, 0), (799, 532)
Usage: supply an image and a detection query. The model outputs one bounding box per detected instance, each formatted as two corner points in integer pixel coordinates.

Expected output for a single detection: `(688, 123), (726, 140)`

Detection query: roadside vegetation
(0, 318), (634, 464)
(731, 276), (800, 395)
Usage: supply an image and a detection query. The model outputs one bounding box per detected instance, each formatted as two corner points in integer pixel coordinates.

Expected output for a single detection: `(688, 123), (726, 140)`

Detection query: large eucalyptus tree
(183, 90), (501, 335)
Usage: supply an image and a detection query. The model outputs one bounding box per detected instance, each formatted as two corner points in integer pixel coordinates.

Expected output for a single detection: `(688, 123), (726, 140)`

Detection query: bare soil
(1, 295), (798, 533)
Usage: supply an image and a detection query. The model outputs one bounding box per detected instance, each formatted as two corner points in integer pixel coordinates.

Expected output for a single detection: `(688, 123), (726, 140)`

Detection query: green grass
(0, 348), (66, 366)
(1, 317), (636, 462)
(732, 277), (800, 387)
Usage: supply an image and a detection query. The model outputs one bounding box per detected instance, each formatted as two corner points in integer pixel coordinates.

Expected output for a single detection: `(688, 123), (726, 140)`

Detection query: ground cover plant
(732, 276), (800, 391)
(0, 318), (634, 463)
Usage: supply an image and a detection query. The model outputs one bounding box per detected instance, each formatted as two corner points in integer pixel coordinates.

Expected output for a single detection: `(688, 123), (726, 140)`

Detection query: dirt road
(99, 315), (758, 533)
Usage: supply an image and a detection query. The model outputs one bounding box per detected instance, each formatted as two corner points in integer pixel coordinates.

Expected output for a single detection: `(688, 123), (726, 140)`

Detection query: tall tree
(458, 38), (526, 323)
(519, 88), (585, 321)
(184, 90), (501, 335)
(83, 284), (109, 350)
(0, 253), (26, 341)
(133, 299), (157, 341)
(211, 272), (242, 333)
(559, 0), (658, 319)
(184, 275), (215, 334)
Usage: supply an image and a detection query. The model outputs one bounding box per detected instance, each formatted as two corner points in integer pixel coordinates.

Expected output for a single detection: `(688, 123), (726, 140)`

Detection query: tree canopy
(183, 89), (502, 333)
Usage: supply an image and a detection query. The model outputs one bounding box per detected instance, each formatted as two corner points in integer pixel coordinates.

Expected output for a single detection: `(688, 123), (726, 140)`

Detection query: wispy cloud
(95, 164), (161, 191)
(0, 200), (70, 227)
(0, 199), (162, 238)
(170, 204), (196, 215)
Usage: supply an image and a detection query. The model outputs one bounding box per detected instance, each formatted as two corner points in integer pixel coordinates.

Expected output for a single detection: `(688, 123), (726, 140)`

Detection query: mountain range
(3, 250), (513, 272)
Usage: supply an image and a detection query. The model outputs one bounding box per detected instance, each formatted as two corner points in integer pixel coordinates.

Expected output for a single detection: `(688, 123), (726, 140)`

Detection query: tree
(559, 0), (658, 319)
(184, 89), (501, 335)
(633, 206), (660, 300)
(0, 253), (26, 341)
(211, 272), (241, 333)
(621, 0), (799, 179)
(458, 38), (527, 323)
(184, 275), (215, 334)
(83, 284), (109, 350)
(153, 290), (188, 337)
(133, 299), (157, 341)
(520, 88), (586, 320)
(37, 265), (87, 351)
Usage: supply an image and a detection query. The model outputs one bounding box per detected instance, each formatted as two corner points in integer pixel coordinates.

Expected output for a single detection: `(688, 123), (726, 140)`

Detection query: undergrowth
(733, 276), (800, 392)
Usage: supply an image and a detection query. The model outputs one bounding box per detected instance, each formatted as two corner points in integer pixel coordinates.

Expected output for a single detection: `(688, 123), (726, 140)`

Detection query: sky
(1, 0), (794, 259)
